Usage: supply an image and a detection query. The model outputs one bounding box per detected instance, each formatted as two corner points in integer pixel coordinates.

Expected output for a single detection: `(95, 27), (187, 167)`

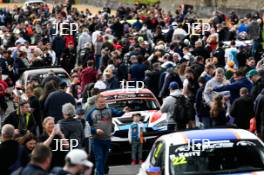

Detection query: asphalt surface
(109, 165), (141, 175)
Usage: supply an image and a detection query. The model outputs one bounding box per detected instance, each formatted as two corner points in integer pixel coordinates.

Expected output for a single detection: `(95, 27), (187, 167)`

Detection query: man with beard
(61, 42), (76, 74)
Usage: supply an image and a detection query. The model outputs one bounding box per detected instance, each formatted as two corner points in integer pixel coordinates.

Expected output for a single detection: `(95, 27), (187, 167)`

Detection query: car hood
(113, 110), (157, 130)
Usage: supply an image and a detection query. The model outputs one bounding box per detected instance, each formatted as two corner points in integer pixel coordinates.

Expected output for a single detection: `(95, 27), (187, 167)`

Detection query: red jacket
(0, 80), (8, 96)
(80, 67), (97, 91)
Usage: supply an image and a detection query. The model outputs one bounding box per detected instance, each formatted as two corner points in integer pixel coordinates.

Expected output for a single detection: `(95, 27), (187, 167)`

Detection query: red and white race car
(101, 88), (168, 152)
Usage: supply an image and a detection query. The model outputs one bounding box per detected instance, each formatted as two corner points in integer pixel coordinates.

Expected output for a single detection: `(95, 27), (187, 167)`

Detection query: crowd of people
(0, 1), (264, 175)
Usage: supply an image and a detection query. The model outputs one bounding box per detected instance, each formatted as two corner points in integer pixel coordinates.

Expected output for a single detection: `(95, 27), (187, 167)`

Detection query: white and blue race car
(138, 128), (264, 175)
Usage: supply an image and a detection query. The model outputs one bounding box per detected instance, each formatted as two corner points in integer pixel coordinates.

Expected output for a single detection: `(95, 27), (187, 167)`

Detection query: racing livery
(101, 88), (168, 153)
(138, 128), (264, 175)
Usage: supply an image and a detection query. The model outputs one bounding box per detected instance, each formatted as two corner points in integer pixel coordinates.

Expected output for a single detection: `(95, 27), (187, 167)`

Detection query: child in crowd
(128, 113), (145, 165)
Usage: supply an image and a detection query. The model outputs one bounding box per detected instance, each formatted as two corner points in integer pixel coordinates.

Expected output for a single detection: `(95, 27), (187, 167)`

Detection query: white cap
(65, 149), (93, 168)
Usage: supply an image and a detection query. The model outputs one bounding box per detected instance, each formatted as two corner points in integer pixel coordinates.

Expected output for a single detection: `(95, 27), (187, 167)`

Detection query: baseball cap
(246, 69), (258, 78)
(66, 149), (93, 168)
(168, 81), (179, 90)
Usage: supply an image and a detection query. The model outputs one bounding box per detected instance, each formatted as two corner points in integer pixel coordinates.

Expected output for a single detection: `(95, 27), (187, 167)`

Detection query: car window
(150, 141), (165, 168)
(169, 139), (264, 175)
(107, 99), (159, 112)
(26, 72), (71, 85)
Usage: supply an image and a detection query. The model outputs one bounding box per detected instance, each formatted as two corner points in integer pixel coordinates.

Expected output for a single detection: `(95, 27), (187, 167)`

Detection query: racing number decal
(171, 156), (187, 166)
(154, 143), (164, 158)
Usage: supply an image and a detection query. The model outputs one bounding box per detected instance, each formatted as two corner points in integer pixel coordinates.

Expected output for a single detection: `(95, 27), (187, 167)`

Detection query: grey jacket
(160, 90), (182, 123)
(87, 107), (124, 140)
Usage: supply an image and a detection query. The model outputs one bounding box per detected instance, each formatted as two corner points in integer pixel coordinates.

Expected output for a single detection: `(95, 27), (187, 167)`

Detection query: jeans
(92, 139), (111, 175)
(95, 55), (101, 70)
(131, 141), (143, 161)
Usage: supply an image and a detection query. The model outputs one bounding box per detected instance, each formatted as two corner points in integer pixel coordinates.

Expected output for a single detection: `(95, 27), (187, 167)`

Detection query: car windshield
(107, 99), (159, 112)
(169, 140), (264, 175)
(27, 72), (71, 85)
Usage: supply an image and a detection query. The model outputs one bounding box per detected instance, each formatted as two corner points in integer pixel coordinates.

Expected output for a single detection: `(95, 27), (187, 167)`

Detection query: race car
(101, 88), (168, 153)
(138, 128), (264, 175)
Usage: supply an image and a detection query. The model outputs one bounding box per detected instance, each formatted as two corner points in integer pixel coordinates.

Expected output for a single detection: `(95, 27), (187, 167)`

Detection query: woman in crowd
(18, 133), (37, 165)
(38, 116), (69, 168)
(210, 94), (228, 127)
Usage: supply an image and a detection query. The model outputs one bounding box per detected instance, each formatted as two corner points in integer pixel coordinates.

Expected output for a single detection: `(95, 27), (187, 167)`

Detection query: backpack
(171, 95), (192, 123)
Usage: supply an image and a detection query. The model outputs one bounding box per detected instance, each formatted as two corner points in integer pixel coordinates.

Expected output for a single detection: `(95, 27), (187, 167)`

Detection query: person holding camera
(3, 99), (36, 137)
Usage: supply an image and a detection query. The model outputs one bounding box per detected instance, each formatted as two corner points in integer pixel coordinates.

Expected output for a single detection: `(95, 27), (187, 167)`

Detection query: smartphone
(55, 123), (61, 133)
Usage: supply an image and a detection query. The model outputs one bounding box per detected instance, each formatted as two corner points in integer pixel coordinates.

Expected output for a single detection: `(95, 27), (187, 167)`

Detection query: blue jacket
(213, 77), (253, 103)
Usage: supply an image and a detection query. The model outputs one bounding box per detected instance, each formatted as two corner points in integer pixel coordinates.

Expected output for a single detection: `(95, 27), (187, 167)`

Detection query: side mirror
(146, 167), (161, 175)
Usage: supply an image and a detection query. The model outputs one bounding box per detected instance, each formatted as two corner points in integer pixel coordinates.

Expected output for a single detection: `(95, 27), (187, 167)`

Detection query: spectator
(161, 82), (192, 131)
(230, 87), (255, 129)
(41, 70), (60, 87)
(4, 100), (36, 136)
(44, 81), (76, 122)
(103, 67), (120, 90)
(245, 57), (256, 72)
(144, 62), (161, 98)
(210, 94), (228, 127)
(80, 60), (97, 92)
(87, 94), (128, 175)
(14, 144), (52, 175)
(213, 68), (253, 103)
(18, 133), (37, 165)
(200, 64), (215, 82)
(59, 103), (84, 149)
(39, 116), (69, 168)
(247, 69), (264, 101)
(195, 77), (211, 128)
(0, 124), (27, 175)
(50, 149), (93, 175)
(159, 64), (183, 99)
(128, 113), (145, 165)
(61, 42), (76, 74)
(128, 55), (146, 82)
(25, 84), (41, 135)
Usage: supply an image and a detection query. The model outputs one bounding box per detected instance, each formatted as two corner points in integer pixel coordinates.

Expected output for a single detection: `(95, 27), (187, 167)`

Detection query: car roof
(25, 0), (45, 3)
(159, 128), (259, 146)
(101, 88), (153, 96)
(23, 67), (67, 75)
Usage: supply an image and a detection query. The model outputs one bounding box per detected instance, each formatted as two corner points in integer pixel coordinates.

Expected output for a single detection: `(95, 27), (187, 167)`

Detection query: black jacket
(254, 89), (264, 134)
(230, 95), (255, 129)
(0, 140), (27, 175)
(15, 164), (49, 175)
(144, 70), (161, 98)
(59, 118), (84, 148)
(4, 110), (36, 134)
(44, 90), (76, 122)
(251, 78), (264, 101)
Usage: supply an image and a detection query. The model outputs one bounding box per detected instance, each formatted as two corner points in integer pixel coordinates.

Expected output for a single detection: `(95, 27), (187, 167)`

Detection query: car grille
(113, 127), (164, 138)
